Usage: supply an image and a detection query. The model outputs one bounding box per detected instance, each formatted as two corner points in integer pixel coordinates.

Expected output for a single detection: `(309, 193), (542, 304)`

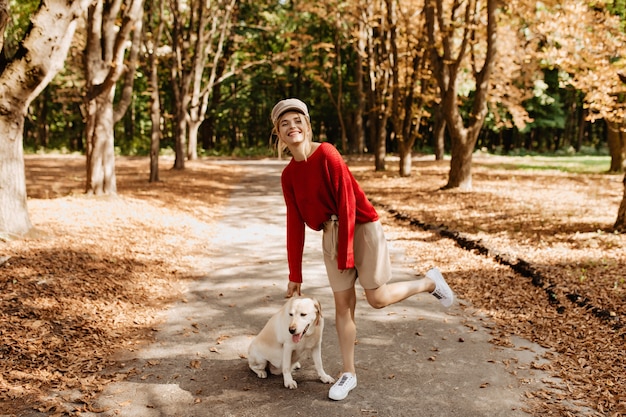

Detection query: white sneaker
(426, 267), (454, 307)
(328, 372), (357, 401)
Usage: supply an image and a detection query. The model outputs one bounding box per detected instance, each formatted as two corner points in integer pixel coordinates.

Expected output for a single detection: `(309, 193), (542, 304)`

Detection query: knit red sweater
(281, 142), (379, 283)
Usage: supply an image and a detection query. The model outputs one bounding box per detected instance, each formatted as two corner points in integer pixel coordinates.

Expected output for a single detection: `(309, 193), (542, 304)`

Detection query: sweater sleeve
(282, 171), (306, 283)
(325, 147), (357, 270)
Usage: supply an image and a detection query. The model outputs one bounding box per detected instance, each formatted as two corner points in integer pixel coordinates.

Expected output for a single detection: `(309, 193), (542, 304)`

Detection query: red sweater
(281, 142), (379, 283)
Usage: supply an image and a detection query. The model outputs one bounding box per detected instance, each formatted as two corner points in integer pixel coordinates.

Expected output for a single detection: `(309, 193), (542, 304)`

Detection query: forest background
(0, 0), (625, 415)
(0, 0), (626, 237)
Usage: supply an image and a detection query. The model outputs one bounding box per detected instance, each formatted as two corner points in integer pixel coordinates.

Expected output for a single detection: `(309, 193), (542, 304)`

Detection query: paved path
(76, 160), (554, 417)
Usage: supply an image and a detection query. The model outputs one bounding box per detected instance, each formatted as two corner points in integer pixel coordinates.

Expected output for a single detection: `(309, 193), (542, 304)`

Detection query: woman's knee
(365, 288), (389, 309)
(366, 297), (387, 309)
(333, 287), (356, 310)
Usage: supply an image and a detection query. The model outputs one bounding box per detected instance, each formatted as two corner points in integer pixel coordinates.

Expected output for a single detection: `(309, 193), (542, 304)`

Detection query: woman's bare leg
(364, 276), (435, 309)
(333, 287), (357, 374)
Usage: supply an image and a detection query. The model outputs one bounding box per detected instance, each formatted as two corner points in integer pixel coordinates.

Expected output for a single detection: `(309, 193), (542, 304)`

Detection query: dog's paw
(284, 379), (298, 389)
(292, 362), (302, 370)
(320, 374), (335, 384)
(254, 370), (268, 379)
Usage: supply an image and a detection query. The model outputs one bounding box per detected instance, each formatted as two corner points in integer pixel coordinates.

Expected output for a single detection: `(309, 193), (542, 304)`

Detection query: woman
(271, 98), (454, 401)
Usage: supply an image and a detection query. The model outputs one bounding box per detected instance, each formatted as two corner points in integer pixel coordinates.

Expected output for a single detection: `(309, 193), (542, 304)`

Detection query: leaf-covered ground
(350, 154), (625, 417)
(0, 154), (624, 416)
(0, 155), (244, 415)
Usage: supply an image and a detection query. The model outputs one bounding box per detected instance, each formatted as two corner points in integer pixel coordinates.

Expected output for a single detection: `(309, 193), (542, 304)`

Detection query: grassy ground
(470, 153), (612, 174)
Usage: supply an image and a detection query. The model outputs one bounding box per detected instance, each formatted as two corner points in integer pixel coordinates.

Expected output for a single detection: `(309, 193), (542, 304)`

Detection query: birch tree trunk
(0, 112), (30, 240)
(84, 0), (143, 195)
(0, 0), (89, 239)
(169, 0), (236, 168)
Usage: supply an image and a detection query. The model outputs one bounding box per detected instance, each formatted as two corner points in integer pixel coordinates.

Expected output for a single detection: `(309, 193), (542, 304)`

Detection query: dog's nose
(289, 327), (296, 334)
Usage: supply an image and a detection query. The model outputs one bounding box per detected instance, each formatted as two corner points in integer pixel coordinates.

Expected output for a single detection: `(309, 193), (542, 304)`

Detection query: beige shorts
(322, 216), (392, 292)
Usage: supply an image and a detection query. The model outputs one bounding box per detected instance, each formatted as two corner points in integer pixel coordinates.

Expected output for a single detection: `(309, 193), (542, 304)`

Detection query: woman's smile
(279, 112), (307, 144)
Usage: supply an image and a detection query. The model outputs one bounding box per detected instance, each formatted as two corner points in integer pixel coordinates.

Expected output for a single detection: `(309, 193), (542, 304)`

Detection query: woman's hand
(286, 281), (301, 298)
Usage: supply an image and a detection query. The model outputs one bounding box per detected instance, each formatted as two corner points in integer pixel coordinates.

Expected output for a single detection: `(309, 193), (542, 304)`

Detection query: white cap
(271, 98), (310, 125)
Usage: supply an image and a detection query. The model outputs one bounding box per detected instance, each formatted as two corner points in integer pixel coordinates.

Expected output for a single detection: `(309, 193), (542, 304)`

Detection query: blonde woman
(271, 98), (453, 401)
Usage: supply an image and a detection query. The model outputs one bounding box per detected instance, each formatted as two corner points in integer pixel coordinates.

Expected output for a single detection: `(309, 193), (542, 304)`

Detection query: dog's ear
(314, 298), (322, 326)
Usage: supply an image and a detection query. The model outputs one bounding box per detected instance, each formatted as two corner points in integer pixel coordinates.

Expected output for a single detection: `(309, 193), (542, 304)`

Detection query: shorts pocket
(323, 216), (338, 260)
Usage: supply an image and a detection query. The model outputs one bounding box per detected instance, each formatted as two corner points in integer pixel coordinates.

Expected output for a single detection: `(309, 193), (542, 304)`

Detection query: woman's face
(277, 111), (308, 147)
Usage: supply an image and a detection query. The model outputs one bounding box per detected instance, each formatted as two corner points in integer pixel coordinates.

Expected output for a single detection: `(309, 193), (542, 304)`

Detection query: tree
(284, 0), (390, 163)
(145, 0), (165, 183)
(362, 0), (393, 171)
(83, 0), (144, 195)
(425, 0), (498, 190)
(530, 0), (626, 231)
(167, 0), (237, 169)
(387, 0), (433, 176)
(300, 3), (350, 154)
(0, 0), (90, 239)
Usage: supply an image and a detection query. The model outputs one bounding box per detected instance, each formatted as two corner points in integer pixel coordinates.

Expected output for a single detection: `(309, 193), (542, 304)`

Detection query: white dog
(248, 296), (335, 389)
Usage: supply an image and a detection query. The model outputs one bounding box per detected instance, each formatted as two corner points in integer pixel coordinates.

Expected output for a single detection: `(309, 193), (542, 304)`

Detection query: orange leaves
(353, 156), (625, 416)
(0, 156), (241, 414)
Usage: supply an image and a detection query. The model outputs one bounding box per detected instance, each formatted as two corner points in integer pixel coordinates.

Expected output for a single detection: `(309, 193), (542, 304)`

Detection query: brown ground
(0, 154), (624, 416)
(351, 154), (625, 417)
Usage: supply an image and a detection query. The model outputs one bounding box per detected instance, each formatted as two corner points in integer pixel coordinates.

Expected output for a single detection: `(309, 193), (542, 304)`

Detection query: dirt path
(30, 159), (583, 417)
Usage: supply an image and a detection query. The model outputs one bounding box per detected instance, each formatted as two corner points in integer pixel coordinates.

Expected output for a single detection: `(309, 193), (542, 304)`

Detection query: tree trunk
(607, 121), (625, 173)
(399, 147), (412, 177)
(84, 0), (143, 194)
(447, 130), (474, 190)
(85, 92), (117, 195)
(335, 16), (348, 154)
(169, 1), (189, 170)
(374, 114), (388, 171)
(0, 0), (90, 238)
(148, 0), (165, 183)
(615, 172), (626, 232)
(433, 107), (446, 160)
(149, 76), (161, 183)
(354, 37), (366, 154)
(188, 118), (200, 160)
(173, 106), (187, 170)
(36, 90), (50, 148)
(0, 118), (31, 239)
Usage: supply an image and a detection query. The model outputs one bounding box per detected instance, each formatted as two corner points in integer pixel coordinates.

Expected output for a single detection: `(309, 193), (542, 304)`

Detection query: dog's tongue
(292, 333), (303, 343)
